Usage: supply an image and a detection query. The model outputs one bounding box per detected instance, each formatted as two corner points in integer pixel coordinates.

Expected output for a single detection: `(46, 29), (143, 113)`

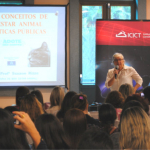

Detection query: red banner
(96, 20), (150, 46)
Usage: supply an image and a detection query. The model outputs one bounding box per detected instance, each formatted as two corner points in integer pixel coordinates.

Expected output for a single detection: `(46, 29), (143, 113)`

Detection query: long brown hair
(63, 108), (87, 149)
(50, 86), (65, 107)
(20, 93), (44, 122)
(105, 91), (125, 108)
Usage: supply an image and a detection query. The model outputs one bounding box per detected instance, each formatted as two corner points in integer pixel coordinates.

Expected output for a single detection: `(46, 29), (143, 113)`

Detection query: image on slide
(28, 42), (50, 67)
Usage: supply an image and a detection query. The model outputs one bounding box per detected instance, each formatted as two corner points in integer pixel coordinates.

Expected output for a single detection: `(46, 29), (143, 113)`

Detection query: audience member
(35, 114), (70, 149)
(15, 127), (30, 149)
(19, 93), (44, 147)
(120, 106), (150, 149)
(63, 108), (87, 149)
(57, 91), (77, 122)
(4, 106), (19, 113)
(121, 100), (144, 118)
(4, 106), (31, 149)
(31, 90), (44, 107)
(71, 93), (101, 127)
(78, 127), (113, 149)
(99, 103), (117, 135)
(119, 83), (134, 100)
(13, 111), (48, 149)
(0, 108), (28, 149)
(19, 93), (44, 122)
(5, 85), (150, 150)
(105, 91), (125, 108)
(15, 86), (30, 108)
(143, 86), (150, 104)
(46, 86), (65, 115)
(125, 94), (149, 115)
(105, 91), (124, 121)
(110, 132), (120, 149)
(111, 100), (145, 149)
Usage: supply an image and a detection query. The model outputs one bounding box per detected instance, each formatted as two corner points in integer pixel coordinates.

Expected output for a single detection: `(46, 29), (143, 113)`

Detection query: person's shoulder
(124, 65), (134, 70)
(108, 68), (114, 72)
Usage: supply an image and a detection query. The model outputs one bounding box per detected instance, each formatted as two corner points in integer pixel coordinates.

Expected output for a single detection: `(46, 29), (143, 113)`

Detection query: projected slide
(96, 20), (150, 101)
(0, 6), (66, 86)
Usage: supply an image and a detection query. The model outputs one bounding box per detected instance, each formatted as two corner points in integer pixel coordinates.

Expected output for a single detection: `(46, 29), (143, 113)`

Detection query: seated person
(19, 93), (45, 147)
(120, 106), (150, 149)
(46, 86), (65, 116)
(119, 83), (134, 100)
(105, 91), (125, 121)
(143, 86), (150, 104)
(0, 108), (29, 149)
(57, 91), (77, 122)
(125, 94), (149, 115)
(4, 106), (19, 113)
(99, 103), (117, 135)
(19, 93), (44, 122)
(13, 111), (47, 149)
(111, 100), (144, 150)
(35, 114), (70, 149)
(78, 127), (113, 149)
(15, 86), (30, 109)
(71, 93), (101, 127)
(63, 108), (87, 149)
(31, 90), (46, 112)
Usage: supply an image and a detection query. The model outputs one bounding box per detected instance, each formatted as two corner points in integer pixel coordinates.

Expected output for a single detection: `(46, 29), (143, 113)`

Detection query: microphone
(115, 65), (119, 79)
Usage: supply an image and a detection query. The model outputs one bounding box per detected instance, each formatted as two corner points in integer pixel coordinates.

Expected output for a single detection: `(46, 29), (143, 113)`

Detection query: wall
(146, 0), (150, 19)
(34, 0), (69, 5)
(69, 0), (80, 93)
(138, 0), (146, 19)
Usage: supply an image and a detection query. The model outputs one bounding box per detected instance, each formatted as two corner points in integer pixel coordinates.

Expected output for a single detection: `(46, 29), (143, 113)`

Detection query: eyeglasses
(114, 59), (124, 62)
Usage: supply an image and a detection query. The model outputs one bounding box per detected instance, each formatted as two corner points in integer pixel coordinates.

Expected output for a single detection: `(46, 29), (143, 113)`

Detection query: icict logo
(116, 31), (141, 38)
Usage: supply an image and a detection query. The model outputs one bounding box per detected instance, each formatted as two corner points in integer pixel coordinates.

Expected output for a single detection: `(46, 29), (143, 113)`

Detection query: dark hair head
(0, 108), (24, 149)
(63, 108), (87, 149)
(57, 91), (77, 121)
(143, 86), (150, 103)
(121, 100), (144, 118)
(4, 106), (19, 113)
(50, 86), (65, 107)
(118, 100), (144, 131)
(15, 129), (30, 149)
(16, 86), (30, 107)
(71, 93), (88, 111)
(125, 94), (149, 114)
(105, 91), (125, 108)
(3, 107), (29, 149)
(19, 93), (44, 122)
(99, 103), (116, 126)
(31, 90), (44, 105)
(78, 127), (113, 149)
(35, 114), (69, 149)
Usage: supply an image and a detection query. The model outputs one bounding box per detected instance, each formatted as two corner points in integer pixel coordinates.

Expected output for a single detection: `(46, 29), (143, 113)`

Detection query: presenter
(105, 53), (143, 93)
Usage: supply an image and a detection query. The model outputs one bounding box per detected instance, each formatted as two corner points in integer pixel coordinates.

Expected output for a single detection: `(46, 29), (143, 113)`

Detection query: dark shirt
(86, 114), (101, 127)
(110, 132), (120, 149)
(37, 139), (48, 149)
